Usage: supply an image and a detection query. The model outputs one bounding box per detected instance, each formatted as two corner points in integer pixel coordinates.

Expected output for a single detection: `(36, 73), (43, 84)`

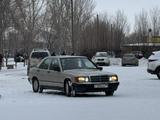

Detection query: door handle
(47, 71), (50, 73)
(37, 70), (40, 72)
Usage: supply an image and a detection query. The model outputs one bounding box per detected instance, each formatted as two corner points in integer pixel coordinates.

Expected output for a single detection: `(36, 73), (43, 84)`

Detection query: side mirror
(97, 66), (103, 70)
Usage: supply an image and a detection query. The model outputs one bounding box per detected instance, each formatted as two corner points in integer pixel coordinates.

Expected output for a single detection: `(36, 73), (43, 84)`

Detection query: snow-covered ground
(0, 59), (160, 120)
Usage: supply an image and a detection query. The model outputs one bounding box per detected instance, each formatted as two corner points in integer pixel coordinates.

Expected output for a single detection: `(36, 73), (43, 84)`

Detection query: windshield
(31, 52), (49, 59)
(60, 57), (97, 70)
(95, 52), (108, 57)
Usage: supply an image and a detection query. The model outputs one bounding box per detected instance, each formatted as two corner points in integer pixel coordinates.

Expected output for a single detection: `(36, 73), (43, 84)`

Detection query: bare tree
(73, 0), (95, 53)
(10, 0), (46, 53)
(0, 0), (11, 52)
(150, 7), (160, 36)
(134, 9), (149, 44)
(113, 10), (128, 53)
(44, 0), (72, 53)
(44, 0), (95, 54)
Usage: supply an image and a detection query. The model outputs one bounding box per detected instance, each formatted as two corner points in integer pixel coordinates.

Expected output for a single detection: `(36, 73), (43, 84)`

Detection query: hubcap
(34, 80), (38, 91)
(65, 82), (69, 95)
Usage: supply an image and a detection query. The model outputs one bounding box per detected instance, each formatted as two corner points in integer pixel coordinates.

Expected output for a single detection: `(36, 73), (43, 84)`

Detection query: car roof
(47, 55), (87, 59)
(31, 49), (49, 52)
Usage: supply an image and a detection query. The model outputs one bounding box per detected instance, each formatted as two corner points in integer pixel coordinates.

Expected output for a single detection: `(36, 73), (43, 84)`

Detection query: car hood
(63, 69), (116, 77)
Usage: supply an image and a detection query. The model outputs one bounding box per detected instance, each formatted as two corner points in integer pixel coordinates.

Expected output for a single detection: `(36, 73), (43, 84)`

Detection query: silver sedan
(28, 56), (119, 97)
(122, 53), (139, 66)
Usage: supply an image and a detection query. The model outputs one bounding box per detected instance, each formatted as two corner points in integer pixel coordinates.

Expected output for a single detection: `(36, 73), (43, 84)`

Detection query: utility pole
(71, 0), (74, 54)
(110, 24), (113, 51)
(96, 14), (99, 50)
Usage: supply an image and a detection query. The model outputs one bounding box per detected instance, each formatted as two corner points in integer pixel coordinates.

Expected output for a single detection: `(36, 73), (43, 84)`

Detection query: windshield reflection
(60, 57), (97, 70)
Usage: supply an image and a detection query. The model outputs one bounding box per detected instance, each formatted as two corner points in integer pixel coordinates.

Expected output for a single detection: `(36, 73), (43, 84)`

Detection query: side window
(39, 58), (51, 70)
(50, 59), (60, 71)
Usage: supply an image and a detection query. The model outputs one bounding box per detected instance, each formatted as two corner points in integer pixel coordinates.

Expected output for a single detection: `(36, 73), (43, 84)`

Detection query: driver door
(47, 58), (64, 89)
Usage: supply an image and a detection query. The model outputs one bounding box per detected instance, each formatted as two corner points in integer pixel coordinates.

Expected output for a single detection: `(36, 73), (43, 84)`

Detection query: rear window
(31, 52), (49, 59)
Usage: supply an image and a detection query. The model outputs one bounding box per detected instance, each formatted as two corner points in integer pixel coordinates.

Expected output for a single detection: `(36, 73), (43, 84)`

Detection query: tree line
(0, 0), (159, 57)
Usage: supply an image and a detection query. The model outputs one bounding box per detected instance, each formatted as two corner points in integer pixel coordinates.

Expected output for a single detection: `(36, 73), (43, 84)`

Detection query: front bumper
(72, 82), (119, 93)
(95, 62), (110, 66)
(147, 69), (156, 74)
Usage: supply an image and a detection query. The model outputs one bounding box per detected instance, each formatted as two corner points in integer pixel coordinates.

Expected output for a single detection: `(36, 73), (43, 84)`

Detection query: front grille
(97, 59), (104, 61)
(90, 75), (109, 82)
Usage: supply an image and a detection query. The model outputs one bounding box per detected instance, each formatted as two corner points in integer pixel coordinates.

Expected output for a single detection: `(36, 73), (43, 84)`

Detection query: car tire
(32, 78), (40, 93)
(105, 63), (110, 66)
(64, 81), (76, 97)
(39, 86), (43, 93)
(122, 64), (125, 66)
(156, 69), (160, 79)
(105, 91), (114, 96)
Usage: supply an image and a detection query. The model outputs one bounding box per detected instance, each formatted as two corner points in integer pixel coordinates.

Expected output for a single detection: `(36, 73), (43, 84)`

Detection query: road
(0, 64), (160, 120)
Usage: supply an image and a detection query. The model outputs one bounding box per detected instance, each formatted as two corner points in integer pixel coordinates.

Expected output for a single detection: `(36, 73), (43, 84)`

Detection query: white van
(147, 51), (160, 79)
(27, 49), (50, 75)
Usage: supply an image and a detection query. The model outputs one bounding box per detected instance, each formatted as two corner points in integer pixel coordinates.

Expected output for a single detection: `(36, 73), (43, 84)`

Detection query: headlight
(75, 76), (89, 82)
(109, 76), (118, 81)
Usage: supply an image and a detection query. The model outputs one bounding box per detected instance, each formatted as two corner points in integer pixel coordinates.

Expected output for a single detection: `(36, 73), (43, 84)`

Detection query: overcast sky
(94, 0), (160, 30)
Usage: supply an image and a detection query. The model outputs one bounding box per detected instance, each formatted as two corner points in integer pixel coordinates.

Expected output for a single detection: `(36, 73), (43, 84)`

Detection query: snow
(0, 59), (160, 120)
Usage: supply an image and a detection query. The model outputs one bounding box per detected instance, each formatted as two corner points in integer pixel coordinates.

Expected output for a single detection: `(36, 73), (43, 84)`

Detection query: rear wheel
(156, 69), (160, 79)
(105, 91), (114, 96)
(122, 64), (126, 66)
(32, 78), (40, 93)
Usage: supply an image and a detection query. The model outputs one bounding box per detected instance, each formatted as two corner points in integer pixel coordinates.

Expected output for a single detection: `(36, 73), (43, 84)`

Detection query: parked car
(92, 52), (110, 66)
(27, 49), (50, 75)
(147, 51), (160, 79)
(14, 53), (24, 62)
(132, 51), (143, 59)
(122, 53), (139, 66)
(28, 56), (119, 97)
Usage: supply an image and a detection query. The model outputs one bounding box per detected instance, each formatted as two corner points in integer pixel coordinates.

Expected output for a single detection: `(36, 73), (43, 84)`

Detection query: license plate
(94, 84), (108, 88)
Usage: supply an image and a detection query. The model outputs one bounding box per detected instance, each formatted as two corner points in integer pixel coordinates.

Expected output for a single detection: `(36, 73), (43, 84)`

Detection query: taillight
(148, 59), (158, 62)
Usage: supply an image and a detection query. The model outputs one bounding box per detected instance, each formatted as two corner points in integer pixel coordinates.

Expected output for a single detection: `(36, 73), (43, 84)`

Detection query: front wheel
(32, 79), (40, 93)
(64, 81), (76, 97)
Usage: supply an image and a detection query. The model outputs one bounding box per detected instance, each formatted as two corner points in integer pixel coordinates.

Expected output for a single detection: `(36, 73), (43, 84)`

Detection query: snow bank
(139, 57), (148, 66)
(0, 59), (160, 120)
(109, 57), (148, 67)
(109, 58), (121, 66)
